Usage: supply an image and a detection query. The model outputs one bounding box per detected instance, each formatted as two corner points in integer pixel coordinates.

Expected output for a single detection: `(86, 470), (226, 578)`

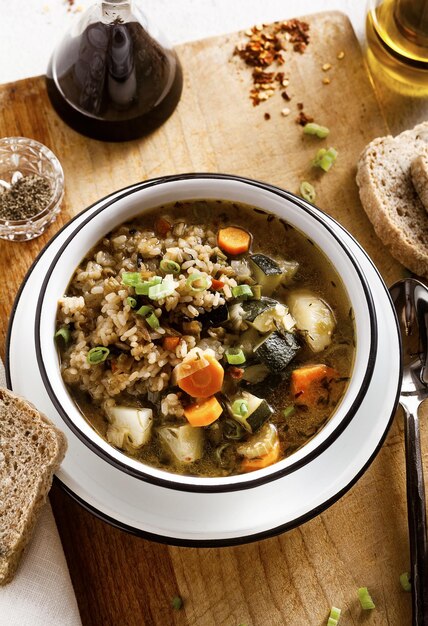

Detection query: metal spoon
(390, 278), (428, 625)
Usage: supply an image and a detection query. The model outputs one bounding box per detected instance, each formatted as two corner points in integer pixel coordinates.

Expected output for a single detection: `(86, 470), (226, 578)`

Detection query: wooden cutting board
(0, 11), (422, 626)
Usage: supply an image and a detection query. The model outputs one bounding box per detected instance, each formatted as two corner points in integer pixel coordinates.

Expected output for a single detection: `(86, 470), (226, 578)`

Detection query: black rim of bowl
(33, 173), (378, 494)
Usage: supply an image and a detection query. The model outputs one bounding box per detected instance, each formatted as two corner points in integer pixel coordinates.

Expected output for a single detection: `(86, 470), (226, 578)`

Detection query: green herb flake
(171, 595), (183, 610)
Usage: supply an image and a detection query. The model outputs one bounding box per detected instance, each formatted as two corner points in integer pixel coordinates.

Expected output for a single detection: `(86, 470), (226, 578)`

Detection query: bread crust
(356, 122), (428, 277)
(411, 154), (428, 213)
(0, 388), (67, 585)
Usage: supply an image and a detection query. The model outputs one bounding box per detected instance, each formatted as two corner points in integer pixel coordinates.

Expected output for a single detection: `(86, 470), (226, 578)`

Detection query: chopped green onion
(300, 181), (316, 203)
(400, 572), (411, 592)
(327, 619), (338, 626)
(251, 285), (262, 300)
(232, 399), (249, 416)
(87, 346), (110, 365)
(232, 284), (253, 299)
(357, 587), (375, 610)
(127, 296), (137, 308)
(136, 305), (154, 317)
(303, 122), (330, 138)
(282, 405), (295, 419)
(225, 348), (246, 365)
(171, 596), (183, 610)
(135, 305), (160, 329)
(54, 325), (71, 345)
(121, 272), (142, 287)
(186, 273), (210, 293)
(134, 276), (162, 295)
(148, 282), (176, 300)
(160, 259), (181, 275)
(312, 147), (338, 172)
(329, 607), (341, 621)
(146, 312), (160, 329)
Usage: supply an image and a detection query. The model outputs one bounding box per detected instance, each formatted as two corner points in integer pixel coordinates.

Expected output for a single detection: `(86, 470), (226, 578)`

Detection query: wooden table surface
(1, 11), (428, 626)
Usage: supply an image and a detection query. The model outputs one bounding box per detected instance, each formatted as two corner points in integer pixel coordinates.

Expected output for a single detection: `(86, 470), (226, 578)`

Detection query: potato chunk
(287, 290), (335, 352)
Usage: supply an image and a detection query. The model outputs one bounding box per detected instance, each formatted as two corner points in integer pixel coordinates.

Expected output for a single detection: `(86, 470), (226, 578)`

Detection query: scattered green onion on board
(357, 587), (375, 610)
(186, 273), (210, 293)
(303, 122), (330, 138)
(232, 399), (249, 416)
(312, 147), (338, 172)
(160, 259), (181, 274)
(400, 572), (411, 592)
(326, 606), (341, 625)
(171, 595), (183, 610)
(87, 346), (110, 365)
(299, 181), (316, 203)
(232, 284), (253, 299)
(127, 296), (137, 308)
(54, 325), (71, 345)
(225, 348), (246, 365)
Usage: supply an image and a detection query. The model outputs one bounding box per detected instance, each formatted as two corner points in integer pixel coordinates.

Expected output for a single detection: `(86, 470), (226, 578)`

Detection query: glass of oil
(366, 0), (428, 95)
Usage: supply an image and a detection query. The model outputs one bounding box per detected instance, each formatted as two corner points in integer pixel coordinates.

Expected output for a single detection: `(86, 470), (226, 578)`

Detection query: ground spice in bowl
(0, 174), (52, 221)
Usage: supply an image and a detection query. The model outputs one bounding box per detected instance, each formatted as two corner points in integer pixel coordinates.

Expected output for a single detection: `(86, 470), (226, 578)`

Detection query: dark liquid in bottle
(46, 21), (183, 141)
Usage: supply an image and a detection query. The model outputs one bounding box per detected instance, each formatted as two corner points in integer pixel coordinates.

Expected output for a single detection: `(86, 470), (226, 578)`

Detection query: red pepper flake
(233, 19), (310, 106)
(296, 111), (314, 126)
(297, 102), (304, 110)
(281, 90), (291, 101)
(264, 112), (271, 120)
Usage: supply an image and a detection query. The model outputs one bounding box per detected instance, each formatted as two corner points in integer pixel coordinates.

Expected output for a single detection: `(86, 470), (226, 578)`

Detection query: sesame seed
(322, 63), (332, 71)
(281, 107), (291, 116)
(337, 51), (345, 60)
(322, 77), (331, 85)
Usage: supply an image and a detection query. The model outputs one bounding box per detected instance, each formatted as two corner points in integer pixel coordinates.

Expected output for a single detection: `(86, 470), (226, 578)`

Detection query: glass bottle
(46, 0), (183, 141)
(366, 0), (428, 94)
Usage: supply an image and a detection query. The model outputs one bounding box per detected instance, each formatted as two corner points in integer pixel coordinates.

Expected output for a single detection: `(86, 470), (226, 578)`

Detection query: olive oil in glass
(366, 0), (428, 94)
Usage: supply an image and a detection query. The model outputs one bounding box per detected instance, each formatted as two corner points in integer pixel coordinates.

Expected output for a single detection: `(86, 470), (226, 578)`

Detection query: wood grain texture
(1, 11), (425, 626)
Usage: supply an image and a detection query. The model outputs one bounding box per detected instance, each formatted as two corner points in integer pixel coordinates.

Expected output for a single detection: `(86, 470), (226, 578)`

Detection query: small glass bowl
(0, 137), (64, 241)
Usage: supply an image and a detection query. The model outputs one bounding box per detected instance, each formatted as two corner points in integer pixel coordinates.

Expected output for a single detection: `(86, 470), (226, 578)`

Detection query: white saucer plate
(6, 177), (401, 546)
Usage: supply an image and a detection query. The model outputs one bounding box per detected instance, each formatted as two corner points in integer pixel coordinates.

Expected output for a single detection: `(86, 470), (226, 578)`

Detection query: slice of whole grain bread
(411, 154), (428, 213)
(0, 388), (67, 585)
(356, 121), (428, 277)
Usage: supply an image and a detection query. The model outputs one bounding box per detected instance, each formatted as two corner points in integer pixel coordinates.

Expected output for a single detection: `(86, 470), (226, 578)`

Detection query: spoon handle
(403, 402), (428, 625)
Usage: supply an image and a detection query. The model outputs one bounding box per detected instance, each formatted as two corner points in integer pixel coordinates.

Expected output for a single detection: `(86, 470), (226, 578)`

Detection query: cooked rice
(58, 221), (242, 411)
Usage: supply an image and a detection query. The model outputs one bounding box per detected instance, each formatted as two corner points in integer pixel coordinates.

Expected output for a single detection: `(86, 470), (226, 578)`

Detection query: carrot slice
(162, 336), (180, 351)
(184, 396), (223, 427)
(178, 355), (224, 398)
(290, 364), (338, 407)
(241, 440), (280, 473)
(211, 278), (225, 290)
(217, 227), (251, 256)
(155, 217), (172, 237)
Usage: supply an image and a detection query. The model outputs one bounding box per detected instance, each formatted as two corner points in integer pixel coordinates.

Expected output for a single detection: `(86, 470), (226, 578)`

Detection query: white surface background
(0, 0), (366, 84)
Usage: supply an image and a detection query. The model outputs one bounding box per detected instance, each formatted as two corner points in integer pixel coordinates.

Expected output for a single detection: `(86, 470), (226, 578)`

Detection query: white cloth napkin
(0, 359), (82, 626)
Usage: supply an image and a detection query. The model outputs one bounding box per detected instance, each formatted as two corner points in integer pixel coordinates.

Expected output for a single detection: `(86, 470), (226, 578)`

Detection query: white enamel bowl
(35, 174), (379, 494)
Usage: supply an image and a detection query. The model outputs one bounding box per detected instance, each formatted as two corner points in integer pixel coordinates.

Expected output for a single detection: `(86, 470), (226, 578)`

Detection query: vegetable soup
(56, 200), (355, 477)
